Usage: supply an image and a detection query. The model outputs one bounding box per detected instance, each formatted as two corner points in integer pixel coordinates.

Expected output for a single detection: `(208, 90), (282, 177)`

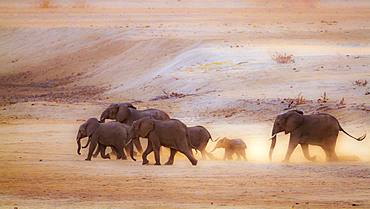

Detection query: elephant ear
(139, 118), (154, 138)
(116, 104), (131, 123)
(285, 111), (304, 134)
(86, 118), (99, 136)
(126, 103), (137, 110)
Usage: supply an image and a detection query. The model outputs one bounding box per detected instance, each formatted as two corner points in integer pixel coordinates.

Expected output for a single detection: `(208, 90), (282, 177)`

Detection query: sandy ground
(1, 1), (370, 208)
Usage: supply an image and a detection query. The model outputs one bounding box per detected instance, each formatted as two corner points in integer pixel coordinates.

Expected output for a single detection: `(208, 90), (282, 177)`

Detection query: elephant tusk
(267, 134), (277, 140)
(125, 138), (133, 147)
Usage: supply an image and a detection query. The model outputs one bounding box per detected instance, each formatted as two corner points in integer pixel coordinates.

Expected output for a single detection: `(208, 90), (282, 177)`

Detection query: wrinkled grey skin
(100, 103), (170, 153)
(81, 128), (136, 159)
(269, 110), (366, 162)
(211, 137), (247, 160)
(76, 118), (136, 161)
(131, 117), (197, 166)
(166, 125), (215, 164)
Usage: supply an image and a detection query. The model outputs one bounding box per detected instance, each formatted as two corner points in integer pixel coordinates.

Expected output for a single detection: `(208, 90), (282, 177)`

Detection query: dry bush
(317, 92), (329, 103)
(40, 0), (50, 8)
(285, 93), (305, 109)
(272, 52), (295, 64)
(354, 80), (368, 87)
(150, 90), (193, 101)
(338, 97), (345, 105)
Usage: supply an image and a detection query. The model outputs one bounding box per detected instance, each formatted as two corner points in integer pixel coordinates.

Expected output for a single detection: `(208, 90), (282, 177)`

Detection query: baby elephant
(211, 137), (247, 160)
(131, 117), (197, 166)
(76, 118), (135, 161)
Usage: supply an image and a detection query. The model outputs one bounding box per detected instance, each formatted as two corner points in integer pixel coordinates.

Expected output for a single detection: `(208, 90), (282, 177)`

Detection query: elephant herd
(76, 103), (366, 165)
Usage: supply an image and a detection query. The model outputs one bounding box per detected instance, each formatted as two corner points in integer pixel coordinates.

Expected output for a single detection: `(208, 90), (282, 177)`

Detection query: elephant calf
(131, 117), (197, 166)
(211, 137), (247, 160)
(76, 118), (135, 161)
(166, 125), (215, 165)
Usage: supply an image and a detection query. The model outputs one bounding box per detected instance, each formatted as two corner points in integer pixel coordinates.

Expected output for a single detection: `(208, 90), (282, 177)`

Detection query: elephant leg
(125, 146), (137, 157)
(133, 137), (143, 153)
(283, 140), (298, 162)
(236, 150), (241, 160)
(206, 151), (215, 160)
(93, 143), (101, 158)
(227, 151), (233, 160)
(180, 149), (198, 166)
(241, 149), (247, 161)
(111, 146), (123, 160)
(301, 143), (316, 162)
(323, 145), (338, 162)
(200, 149), (207, 160)
(223, 149), (228, 160)
(121, 147), (127, 160)
(99, 145), (110, 159)
(151, 139), (161, 165)
(86, 139), (98, 161)
(142, 142), (153, 165)
(165, 148), (177, 165)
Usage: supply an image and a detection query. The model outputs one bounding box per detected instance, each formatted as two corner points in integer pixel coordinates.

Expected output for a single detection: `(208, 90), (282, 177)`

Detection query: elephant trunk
(269, 124), (279, 161)
(99, 110), (108, 123)
(76, 133), (82, 155)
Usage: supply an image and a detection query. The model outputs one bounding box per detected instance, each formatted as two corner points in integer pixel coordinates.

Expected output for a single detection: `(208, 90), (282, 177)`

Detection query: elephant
(76, 118), (136, 161)
(210, 137), (247, 160)
(166, 125), (215, 164)
(99, 102), (170, 153)
(130, 117), (198, 166)
(81, 135), (136, 160)
(269, 110), (366, 162)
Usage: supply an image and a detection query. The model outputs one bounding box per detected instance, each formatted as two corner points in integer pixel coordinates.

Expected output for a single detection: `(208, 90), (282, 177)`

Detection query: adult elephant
(166, 125), (215, 165)
(81, 136), (135, 160)
(269, 110), (366, 162)
(76, 118), (136, 161)
(210, 137), (247, 160)
(130, 117), (197, 166)
(99, 103), (170, 153)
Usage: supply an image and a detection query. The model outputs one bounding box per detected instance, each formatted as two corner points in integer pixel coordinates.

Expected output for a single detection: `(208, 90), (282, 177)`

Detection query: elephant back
(142, 108), (170, 121)
(231, 138), (247, 149)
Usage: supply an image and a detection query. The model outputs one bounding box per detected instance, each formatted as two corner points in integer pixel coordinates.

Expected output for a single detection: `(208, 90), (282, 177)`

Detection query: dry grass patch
(272, 52), (295, 64)
(353, 80), (368, 87)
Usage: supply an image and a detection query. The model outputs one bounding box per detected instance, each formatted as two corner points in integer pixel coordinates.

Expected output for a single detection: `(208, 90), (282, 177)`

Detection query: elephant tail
(206, 129), (216, 142)
(339, 124), (366, 141)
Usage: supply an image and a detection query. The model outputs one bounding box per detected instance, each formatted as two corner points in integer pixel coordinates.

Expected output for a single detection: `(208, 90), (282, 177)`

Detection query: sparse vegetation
(150, 90), (194, 101)
(317, 92), (329, 103)
(354, 80), (368, 87)
(272, 52), (295, 64)
(284, 93), (306, 109)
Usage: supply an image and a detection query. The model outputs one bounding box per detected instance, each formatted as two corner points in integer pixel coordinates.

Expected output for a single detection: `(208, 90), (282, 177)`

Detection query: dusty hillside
(0, 1), (370, 208)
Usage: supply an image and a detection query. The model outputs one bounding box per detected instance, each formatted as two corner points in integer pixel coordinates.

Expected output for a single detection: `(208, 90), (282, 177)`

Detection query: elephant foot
(164, 161), (174, 165)
(102, 154), (110, 159)
(154, 162), (161, 166)
(142, 159), (149, 165)
(190, 159), (198, 166)
(121, 155), (127, 160)
(85, 158), (91, 161)
(309, 156), (317, 162)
